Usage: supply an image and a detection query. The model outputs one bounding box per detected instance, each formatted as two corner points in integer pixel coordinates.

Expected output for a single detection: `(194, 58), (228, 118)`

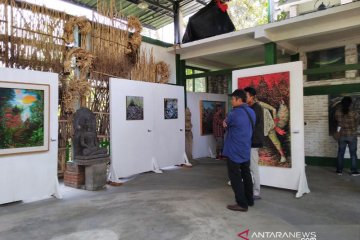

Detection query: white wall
(0, 68), (59, 204)
(187, 92), (228, 159)
(141, 42), (176, 84)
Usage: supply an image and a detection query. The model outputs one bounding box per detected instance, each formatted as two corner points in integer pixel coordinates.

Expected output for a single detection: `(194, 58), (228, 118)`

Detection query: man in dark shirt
(223, 89), (255, 212)
(244, 87), (265, 200)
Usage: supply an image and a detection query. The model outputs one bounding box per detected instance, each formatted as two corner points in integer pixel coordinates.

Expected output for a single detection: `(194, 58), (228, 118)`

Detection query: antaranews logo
(238, 229), (317, 240)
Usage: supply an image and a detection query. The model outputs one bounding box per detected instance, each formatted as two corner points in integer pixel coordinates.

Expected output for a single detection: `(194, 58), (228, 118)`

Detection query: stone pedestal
(74, 158), (110, 191)
(64, 162), (85, 189)
(85, 162), (108, 191)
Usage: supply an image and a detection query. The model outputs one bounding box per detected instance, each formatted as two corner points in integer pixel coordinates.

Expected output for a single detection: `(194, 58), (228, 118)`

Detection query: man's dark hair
(244, 87), (257, 97)
(230, 89), (247, 103)
(341, 96), (352, 115)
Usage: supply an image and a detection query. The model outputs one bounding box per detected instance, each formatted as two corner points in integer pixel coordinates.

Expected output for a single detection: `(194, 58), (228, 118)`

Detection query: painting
(126, 96), (144, 120)
(200, 100), (226, 135)
(329, 93), (360, 136)
(0, 82), (49, 155)
(164, 98), (178, 119)
(238, 72), (291, 168)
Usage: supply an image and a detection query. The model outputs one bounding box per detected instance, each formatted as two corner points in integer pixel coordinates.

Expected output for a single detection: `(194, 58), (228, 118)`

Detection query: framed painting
(126, 96), (144, 120)
(238, 71), (291, 168)
(164, 98), (178, 120)
(200, 100), (226, 135)
(0, 82), (50, 155)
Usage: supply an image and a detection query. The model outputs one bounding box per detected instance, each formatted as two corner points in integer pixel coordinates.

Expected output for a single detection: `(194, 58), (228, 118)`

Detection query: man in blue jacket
(223, 89), (255, 212)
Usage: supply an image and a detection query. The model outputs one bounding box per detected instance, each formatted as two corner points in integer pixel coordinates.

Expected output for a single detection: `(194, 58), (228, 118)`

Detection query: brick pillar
(345, 44), (358, 79)
(64, 162), (85, 189)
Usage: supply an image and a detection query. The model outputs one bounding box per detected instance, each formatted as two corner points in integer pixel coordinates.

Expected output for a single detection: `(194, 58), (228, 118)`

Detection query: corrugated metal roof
(61, 0), (211, 30)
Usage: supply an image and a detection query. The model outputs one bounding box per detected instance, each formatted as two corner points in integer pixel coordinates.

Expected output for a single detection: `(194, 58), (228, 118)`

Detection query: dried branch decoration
(63, 16), (92, 44)
(126, 16), (143, 60)
(156, 61), (170, 83)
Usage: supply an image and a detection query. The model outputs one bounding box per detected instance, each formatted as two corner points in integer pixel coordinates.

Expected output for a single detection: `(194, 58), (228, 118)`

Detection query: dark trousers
(337, 136), (358, 172)
(227, 159), (253, 208)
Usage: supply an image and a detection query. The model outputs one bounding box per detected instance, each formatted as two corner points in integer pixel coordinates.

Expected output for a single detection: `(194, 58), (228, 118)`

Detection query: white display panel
(110, 79), (186, 179)
(232, 62), (310, 197)
(0, 68), (60, 204)
(153, 85), (185, 168)
(110, 79), (155, 178)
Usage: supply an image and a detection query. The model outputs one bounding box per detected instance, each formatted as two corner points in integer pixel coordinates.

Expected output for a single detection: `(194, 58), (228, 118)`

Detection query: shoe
(227, 204), (248, 212)
(253, 195), (262, 200)
(336, 170), (342, 176)
(351, 171), (360, 176)
(248, 202), (254, 207)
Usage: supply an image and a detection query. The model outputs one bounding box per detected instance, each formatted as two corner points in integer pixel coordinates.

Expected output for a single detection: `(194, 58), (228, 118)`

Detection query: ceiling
(61, 0), (210, 30)
(187, 46), (291, 70)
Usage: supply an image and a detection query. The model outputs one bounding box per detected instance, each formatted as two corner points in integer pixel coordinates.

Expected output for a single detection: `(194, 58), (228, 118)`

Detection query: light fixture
(138, 1), (149, 9)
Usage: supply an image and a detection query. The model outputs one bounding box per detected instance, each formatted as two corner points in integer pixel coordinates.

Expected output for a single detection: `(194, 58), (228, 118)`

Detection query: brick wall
(303, 43), (359, 159)
(304, 95), (338, 157)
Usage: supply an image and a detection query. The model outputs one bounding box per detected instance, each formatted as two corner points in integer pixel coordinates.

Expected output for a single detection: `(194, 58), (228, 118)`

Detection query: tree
(227, 0), (268, 30)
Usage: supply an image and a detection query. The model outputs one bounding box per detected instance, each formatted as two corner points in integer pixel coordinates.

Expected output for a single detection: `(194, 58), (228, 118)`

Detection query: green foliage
(29, 127), (44, 146)
(277, 11), (288, 21)
(227, 0), (268, 30)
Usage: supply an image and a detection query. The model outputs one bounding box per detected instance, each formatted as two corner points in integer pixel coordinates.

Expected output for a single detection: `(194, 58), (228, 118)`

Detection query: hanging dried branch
(63, 16), (91, 44)
(156, 61), (170, 83)
(126, 16), (142, 62)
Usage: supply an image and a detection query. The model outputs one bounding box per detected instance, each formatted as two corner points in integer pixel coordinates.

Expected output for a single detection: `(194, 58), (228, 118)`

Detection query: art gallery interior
(0, 0), (359, 239)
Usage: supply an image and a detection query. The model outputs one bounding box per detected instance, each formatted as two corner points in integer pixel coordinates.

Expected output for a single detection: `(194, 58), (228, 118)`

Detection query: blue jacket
(223, 104), (255, 164)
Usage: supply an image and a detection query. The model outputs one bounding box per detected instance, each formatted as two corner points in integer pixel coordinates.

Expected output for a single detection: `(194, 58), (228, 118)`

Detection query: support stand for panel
(295, 169), (311, 198)
(209, 147), (216, 159)
(183, 152), (192, 167)
(52, 176), (62, 199)
(152, 157), (163, 174)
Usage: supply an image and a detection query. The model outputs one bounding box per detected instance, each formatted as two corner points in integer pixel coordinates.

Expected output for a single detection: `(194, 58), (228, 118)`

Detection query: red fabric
(213, 111), (225, 137)
(216, 0), (228, 12)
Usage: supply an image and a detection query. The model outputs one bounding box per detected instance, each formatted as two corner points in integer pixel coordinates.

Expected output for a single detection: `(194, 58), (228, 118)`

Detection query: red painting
(238, 72), (291, 168)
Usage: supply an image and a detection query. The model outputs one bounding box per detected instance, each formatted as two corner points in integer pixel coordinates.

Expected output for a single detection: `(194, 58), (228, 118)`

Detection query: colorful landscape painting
(200, 101), (226, 135)
(238, 72), (291, 168)
(164, 98), (178, 120)
(0, 82), (49, 155)
(126, 96), (144, 120)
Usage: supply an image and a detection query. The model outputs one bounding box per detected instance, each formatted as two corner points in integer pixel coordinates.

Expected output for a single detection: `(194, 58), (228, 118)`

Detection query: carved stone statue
(73, 108), (109, 161)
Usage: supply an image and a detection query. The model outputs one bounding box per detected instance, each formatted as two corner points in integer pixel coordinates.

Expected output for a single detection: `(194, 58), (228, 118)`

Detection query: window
(185, 67), (208, 93)
(307, 47), (345, 81)
(194, 77), (206, 92)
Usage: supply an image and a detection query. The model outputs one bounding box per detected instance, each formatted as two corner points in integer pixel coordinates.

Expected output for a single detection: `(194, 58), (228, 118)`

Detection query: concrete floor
(0, 158), (359, 240)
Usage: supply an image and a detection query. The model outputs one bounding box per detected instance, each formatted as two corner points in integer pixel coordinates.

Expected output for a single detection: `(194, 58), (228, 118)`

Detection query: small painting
(0, 82), (49, 155)
(126, 96), (144, 120)
(164, 98), (178, 120)
(200, 100), (226, 135)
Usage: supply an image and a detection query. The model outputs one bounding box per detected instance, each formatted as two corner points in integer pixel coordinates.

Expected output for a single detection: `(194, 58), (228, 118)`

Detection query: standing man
(213, 104), (225, 160)
(244, 87), (265, 200)
(335, 96), (360, 176)
(223, 89), (255, 212)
